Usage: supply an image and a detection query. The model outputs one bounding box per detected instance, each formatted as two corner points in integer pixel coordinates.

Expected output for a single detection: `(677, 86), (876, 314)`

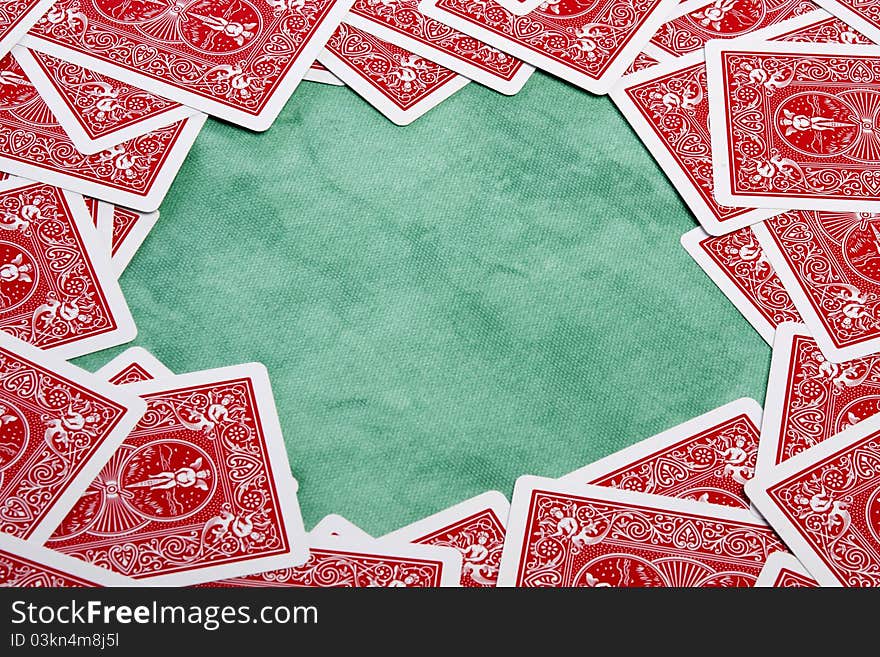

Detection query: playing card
(754, 550), (819, 585)
(383, 491), (509, 587)
(560, 398), (761, 508)
(0, 532), (134, 585)
(706, 39), (880, 212)
(0, 330), (144, 543)
(753, 211), (880, 361)
(200, 515), (463, 587)
(0, 52), (205, 212)
(45, 364), (309, 586)
(0, 0), (55, 58)
(97, 204), (160, 277)
(303, 61), (344, 86)
(96, 346), (173, 386)
(419, 0), (681, 94)
(21, 0), (357, 131)
(498, 475), (786, 586)
(758, 322), (880, 477)
(644, 0), (817, 60)
(12, 47), (199, 155)
(318, 22), (469, 125)
(345, 0), (534, 95)
(746, 410), (880, 586)
(0, 178), (137, 358)
(682, 225), (801, 343)
(814, 0), (880, 44)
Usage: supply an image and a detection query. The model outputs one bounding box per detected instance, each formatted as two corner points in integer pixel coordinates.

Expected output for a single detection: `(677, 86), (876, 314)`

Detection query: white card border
(382, 490), (509, 544)
(813, 0), (880, 46)
(753, 550), (817, 587)
(310, 514), (374, 541)
(558, 397), (762, 493)
(639, 0), (725, 61)
(0, 0), (56, 59)
(0, 70), (206, 214)
(610, 50), (780, 235)
(302, 65), (345, 86)
(492, 0), (544, 17)
(307, 528), (464, 587)
(94, 200), (114, 248)
(756, 321), (813, 478)
(100, 206), (160, 278)
(318, 34), (470, 126)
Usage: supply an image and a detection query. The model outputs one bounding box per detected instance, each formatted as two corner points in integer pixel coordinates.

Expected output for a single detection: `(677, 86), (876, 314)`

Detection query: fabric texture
(74, 72), (770, 536)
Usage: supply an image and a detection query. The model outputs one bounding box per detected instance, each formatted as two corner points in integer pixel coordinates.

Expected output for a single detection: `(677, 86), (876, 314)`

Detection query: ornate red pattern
(350, 0), (524, 81)
(588, 413), (761, 508)
(719, 48), (880, 203)
(109, 207), (140, 257)
(774, 566), (819, 586)
(0, 342), (129, 539)
(324, 23), (458, 111)
(106, 362), (154, 385)
(29, 49), (183, 140)
(0, 0), (46, 45)
(0, 182), (121, 350)
(82, 197), (99, 227)
(765, 427), (880, 586)
(774, 333), (880, 466)
(819, 0), (880, 34)
(762, 210), (880, 349)
(625, 62), (747, 224)
(0, 547), (98, 586)
(649, 0), (816, 57)
(770, 14), (873, 42)
(623, 50), (659, 75)
(410, 508), (505, 587)
(697, 226), (801, 329)
(27, 0), (347, 117)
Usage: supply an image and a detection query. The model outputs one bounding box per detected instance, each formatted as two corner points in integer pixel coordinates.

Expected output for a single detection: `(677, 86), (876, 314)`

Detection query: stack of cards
(1, 344), (314, 586)
(610, 1), (880, 586)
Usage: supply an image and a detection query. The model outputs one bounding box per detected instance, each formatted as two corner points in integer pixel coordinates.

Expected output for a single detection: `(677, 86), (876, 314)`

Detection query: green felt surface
(74, 71), (771, 536)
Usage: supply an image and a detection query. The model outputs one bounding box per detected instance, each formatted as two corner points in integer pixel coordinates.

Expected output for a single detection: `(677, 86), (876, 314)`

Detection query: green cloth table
(74, 72), (770, 536)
